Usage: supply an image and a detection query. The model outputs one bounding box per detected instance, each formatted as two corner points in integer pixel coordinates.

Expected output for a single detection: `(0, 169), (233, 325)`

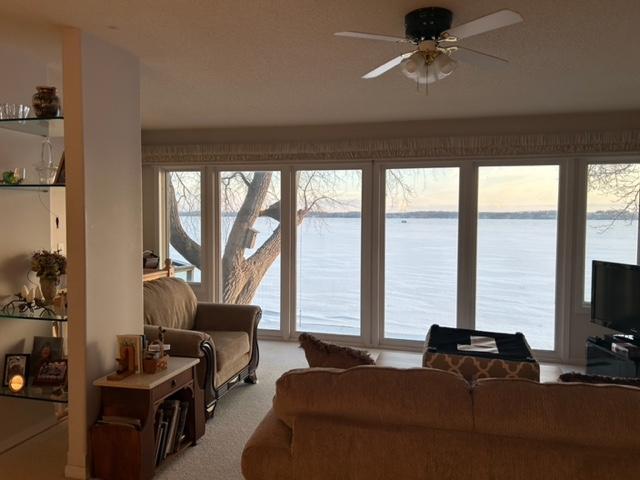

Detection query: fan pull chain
(425, 62), (429, 96)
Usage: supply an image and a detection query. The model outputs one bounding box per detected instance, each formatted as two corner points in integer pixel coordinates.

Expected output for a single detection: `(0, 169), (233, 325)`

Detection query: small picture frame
(33, 359), (68, 386)
(31, 336), (64, 378)
(3, 354), (30, 387)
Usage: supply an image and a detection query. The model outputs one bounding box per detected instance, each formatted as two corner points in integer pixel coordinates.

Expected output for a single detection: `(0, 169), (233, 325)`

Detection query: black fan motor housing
(405, 7), (453, 42)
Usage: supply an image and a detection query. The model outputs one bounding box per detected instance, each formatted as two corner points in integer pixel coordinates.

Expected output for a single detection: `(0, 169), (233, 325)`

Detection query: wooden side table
(91, 357), (205, 480)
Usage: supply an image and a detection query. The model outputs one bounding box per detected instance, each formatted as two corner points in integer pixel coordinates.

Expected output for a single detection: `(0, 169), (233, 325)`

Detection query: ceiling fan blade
(452, 46), (509, 67)
(362, 52), (414, 79)
(335, 31), (409, 43)
(444, 9), (523, 40)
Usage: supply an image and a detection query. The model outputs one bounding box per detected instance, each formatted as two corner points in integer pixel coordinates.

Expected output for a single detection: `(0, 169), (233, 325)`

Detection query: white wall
(63, 29), (142, 479)
(0, 45), (66, 454)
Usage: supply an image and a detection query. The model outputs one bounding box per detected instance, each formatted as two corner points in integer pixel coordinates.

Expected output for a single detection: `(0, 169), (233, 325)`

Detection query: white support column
(63, 28), (142, 479)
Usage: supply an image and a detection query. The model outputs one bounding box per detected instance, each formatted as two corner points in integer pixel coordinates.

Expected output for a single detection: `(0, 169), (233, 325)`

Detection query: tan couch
(143, 277), (261, 417)
(242, 367), (640, 479)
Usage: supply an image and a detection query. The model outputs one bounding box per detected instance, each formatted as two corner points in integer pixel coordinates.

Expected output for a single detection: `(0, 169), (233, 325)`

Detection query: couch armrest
(194, 303), (261, 341)
(144, 324), (211, 358)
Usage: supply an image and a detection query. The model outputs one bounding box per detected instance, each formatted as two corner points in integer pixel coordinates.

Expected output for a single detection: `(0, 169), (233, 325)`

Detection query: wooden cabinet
(91, 357), (205, 480)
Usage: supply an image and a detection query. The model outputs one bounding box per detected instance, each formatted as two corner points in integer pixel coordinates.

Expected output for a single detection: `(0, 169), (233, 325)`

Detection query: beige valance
(142, 130), (640, 165)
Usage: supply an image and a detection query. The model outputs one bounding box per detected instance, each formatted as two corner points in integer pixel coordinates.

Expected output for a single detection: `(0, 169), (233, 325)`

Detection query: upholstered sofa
(143, 277), (261, 417)
(242, 366), (640, 479)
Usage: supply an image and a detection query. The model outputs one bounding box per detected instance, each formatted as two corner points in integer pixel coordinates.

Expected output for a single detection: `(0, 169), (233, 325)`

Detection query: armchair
(143, 276), (261, 417)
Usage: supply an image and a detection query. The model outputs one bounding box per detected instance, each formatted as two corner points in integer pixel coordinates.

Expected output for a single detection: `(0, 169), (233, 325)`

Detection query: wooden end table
(91, 357), (205, 480)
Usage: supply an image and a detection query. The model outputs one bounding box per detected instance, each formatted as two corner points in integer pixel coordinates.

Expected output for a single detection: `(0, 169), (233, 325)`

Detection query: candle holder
(1, 292), (58, 318)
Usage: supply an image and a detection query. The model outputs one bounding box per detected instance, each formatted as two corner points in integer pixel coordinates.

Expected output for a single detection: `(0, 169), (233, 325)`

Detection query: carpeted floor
(155, 339), (311, 479)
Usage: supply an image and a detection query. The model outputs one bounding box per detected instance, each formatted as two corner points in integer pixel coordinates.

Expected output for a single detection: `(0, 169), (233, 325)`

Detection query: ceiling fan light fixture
(401, 51), (456, 85)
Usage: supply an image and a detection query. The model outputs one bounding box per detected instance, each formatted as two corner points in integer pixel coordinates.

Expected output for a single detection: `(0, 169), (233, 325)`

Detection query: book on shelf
(153, 396), (192, 466)
(173, 400), (190, 453)
(163, 399), (181, 456)
(156, 420), (169, 465)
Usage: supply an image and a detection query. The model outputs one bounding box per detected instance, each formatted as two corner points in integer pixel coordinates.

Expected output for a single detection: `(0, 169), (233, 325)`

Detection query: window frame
(163, 167), (209, 299)
(573, 156), (640, 314)
(154, 153), (640, 363)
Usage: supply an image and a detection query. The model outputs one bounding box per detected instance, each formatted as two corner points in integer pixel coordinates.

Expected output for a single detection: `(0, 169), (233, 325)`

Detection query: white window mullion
(211, 168), (222, 302)
(457, 161), (478, 330)
(361, 163), (374, 347)
(371, 163), (385, 348)
(281, 167), (294, 340)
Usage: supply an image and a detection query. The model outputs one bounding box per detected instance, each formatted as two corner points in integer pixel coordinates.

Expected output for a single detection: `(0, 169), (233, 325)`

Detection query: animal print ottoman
(423, 325), (540, 382)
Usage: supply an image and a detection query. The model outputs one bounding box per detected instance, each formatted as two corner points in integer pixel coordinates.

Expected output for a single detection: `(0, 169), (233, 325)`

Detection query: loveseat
(143, 277), (261, 417)
(242, 366), (640, 479)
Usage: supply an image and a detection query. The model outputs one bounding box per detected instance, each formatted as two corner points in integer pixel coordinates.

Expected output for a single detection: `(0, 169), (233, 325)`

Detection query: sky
(172, 165), (639, 214)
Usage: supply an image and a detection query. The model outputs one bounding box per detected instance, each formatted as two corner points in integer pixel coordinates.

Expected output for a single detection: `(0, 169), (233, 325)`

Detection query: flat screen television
(591, 260), (640, 336)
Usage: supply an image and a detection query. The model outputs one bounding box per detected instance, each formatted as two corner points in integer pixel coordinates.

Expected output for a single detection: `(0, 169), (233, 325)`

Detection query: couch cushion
(143, 277), (197, 330)
(208, 331), (251, 372)
(473, 378), (640, 450)
(274, 367), (473, 431)
(242, 409), (293, 480)
(299, 333), (375, 368)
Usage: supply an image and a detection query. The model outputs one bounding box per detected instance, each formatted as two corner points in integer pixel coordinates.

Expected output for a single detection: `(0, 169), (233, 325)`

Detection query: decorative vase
(32, 86), (60, 118)
(39, 276), (58, 305)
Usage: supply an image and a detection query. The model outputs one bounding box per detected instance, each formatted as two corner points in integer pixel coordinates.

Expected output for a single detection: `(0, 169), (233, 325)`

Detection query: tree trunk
(169, 171), (310, 306)
(168, 178), (202, 268)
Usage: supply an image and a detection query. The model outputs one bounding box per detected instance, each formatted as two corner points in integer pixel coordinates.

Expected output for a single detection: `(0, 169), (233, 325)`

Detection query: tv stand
(586, 336), (640, 378)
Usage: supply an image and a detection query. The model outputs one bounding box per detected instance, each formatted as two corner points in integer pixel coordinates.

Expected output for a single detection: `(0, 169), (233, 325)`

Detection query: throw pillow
(299, 333), (376, 369)
(559, 371), (640, 388)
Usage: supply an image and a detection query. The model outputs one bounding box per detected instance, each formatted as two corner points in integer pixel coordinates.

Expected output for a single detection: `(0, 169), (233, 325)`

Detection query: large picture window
(220, 171), (282, 331)
(159, 156), (637, 356)
(167, 170), (202, 282)
(584, 163), (640, 302)
(475, 165), (560, 351)
(295, 169), (362, 336)
(384, 167), (459, 340)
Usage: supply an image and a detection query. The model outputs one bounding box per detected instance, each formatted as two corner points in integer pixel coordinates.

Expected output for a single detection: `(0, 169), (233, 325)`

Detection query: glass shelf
(0, 310), (67, 323)
(0, 383), (67, 404)
(0, 116), (64, 137)
(0, 183), (65, 192)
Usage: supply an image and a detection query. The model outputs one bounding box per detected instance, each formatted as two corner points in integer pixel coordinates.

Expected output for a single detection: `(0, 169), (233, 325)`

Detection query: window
(384, 167), (459, 340)
(296, 169), (362, 336)
(160, 155), (623, 356)
(220, 171), (281, 331)
(167, 171), (202, 282)
(584, 163), (640, 302)
(476, 165), (560, 350)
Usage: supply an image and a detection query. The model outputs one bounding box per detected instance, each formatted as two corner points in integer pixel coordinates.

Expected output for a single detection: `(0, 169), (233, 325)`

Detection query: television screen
(591, 261), (640, 335)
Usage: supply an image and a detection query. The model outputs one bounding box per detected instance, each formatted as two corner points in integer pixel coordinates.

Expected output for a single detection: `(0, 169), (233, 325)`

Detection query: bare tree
(588, 164), (640, 223)
(168, 170), (361, 305)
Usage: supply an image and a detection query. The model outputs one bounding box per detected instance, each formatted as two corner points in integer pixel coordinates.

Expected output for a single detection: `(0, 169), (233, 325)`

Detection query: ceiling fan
(335, 7), (523, 91)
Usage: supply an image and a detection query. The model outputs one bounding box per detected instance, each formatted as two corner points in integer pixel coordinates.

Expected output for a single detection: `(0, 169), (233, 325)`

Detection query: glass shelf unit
(0, 310), (67, 323)
(0, 116), (64, 137)
(0, 383), (67, 404)
(0, 184), (65, 191)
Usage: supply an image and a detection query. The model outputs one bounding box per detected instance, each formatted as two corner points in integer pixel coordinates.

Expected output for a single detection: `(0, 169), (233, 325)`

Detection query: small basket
(143, 340), (169, 374)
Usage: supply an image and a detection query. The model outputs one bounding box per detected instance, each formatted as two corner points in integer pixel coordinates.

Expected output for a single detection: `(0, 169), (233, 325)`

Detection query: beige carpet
(0, 340), (571, 479)
(155, 339), (312, 479)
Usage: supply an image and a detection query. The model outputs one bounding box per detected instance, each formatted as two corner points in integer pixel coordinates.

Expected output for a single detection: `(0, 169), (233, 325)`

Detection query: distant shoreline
(192, 210), (635, 220)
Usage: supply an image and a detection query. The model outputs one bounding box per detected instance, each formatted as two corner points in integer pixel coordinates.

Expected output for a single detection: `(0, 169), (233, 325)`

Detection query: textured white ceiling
(1, 0), (640, 129)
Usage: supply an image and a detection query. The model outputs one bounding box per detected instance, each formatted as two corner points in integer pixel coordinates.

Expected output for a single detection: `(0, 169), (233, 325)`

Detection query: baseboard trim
(0, 417), (59, 455)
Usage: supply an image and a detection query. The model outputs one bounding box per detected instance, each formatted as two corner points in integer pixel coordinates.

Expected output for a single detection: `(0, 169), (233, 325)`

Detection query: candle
(34, 285), (44, 301)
